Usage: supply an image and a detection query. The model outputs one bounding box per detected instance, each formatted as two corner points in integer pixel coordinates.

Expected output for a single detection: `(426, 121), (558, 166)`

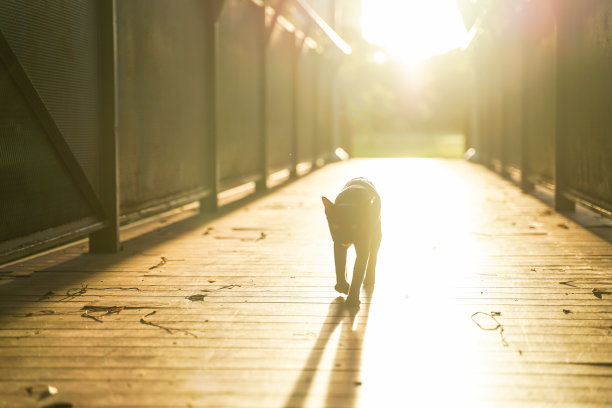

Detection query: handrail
(290, 0), (352, 54)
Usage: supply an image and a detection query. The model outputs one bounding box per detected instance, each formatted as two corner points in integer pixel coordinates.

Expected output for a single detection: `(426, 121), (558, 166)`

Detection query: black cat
(322, 177), (381, 308)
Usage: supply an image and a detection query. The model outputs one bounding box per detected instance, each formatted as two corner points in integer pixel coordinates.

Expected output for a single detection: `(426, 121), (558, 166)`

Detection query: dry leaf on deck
(186, 294), (206, 301)
(26, 310), (55, 317)
(592, 288), (611, 299)
(81, 313), (103, 323)
(149, 256), (168, 270)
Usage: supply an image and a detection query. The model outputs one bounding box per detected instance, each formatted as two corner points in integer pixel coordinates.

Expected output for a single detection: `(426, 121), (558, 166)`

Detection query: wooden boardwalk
(1, 158), (612, 408)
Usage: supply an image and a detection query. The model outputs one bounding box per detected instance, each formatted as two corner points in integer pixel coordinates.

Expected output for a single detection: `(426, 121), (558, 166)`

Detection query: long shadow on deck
(284, 287), (372, 408)
(529, 185), (612, 243)
(0, 173), (303, 289)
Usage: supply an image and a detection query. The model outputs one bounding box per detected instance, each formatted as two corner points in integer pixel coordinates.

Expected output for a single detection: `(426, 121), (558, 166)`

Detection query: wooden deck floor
(1, 158), (612, 408)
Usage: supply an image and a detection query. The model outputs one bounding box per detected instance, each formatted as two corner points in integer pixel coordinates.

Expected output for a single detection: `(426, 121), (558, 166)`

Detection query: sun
(361, 0), (469, 64)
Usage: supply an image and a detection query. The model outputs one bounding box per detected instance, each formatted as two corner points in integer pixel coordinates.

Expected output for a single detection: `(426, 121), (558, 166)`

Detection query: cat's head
(322, 196), (362, 246)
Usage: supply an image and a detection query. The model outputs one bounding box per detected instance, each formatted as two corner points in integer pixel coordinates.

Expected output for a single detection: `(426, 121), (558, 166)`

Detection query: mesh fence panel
(116, 0), (212, 214)
(561, 1), (612, 207)
(217, 0), (263, 187)
(0, 0), (101, 193)
(266, 23), (295, 172)
(0, 61), (93, 242)
(524, 3), (555, 183)
(296, 46), (316, 164)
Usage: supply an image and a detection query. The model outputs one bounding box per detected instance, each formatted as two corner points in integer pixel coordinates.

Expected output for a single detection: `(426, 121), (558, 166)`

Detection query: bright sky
(361, 0), (469, 64)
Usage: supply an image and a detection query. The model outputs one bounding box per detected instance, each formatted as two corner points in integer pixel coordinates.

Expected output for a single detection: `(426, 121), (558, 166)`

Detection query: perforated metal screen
(316, 57), (333, 160)
(524, 3), (555, 183)
(561, 3), (612, 207)
(0, 60), (93, 243)
(217, 0), (264, 188)
(0, 0), (346, 262)
(0, 0), (101, 193)
(266, 23), (295, 172)
(296, 46), (316, 164)
(116, 0), (213, 215)
(501, 37), (523, 170)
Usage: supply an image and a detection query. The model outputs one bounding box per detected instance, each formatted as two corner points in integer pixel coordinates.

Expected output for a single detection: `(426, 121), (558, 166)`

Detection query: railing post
(312, 51), (320, 167)
(90, 0), (120, 253)
(520, 9), (534, 192)
(500, 82), (510, 177)
(553, 1), (575, 212)
(200, 0), (224, 213)
(256, 3), (268, 193)
(289, 31), (301, 179)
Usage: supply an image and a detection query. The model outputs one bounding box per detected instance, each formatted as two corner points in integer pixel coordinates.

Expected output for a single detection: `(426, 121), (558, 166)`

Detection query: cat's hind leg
(333, 242), (349, 294)
(364, 222), (382, 287)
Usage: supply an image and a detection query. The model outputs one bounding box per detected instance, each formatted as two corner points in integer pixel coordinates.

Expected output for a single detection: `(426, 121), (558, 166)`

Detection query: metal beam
(291, 0), (351, 55)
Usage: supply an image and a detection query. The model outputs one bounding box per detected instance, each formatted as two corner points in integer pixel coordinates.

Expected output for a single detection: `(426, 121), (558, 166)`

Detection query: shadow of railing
(0, 183), (296, 325)
(529, 184), (612, 244)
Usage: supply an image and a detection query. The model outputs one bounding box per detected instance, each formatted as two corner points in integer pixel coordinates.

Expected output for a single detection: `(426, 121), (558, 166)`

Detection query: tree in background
(338, 40), (471, 155)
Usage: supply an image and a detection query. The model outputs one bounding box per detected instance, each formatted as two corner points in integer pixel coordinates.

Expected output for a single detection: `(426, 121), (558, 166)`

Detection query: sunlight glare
(344, 159), (493, 406)
(372, 51), (389, 64)
(362, 0), (468, 64)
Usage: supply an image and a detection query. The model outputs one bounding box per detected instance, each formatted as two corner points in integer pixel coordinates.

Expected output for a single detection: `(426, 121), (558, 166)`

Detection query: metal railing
(467, 0), (612, 216)
(0, 0), (351, 263)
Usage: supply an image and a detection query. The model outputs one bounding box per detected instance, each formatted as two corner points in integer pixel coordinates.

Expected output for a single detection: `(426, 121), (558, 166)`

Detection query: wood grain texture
(1, 158), (611, 407)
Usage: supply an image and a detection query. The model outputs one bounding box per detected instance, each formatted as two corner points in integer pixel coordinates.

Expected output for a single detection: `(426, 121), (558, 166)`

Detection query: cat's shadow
(283, 287), (372, 408)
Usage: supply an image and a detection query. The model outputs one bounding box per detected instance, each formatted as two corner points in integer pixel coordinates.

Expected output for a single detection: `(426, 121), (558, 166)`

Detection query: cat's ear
(321, 196), (334, 213)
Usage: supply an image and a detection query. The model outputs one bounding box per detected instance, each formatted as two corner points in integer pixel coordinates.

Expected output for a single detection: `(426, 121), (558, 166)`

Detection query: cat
(322, 177), (381, 308)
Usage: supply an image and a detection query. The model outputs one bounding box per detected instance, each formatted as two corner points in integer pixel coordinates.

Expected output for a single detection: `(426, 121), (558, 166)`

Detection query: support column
(256, 3), (268, 193)
(90, 0), (120, 253)
(289, 32), (301, 179)
(200, 0), (224, 213)
(520, 8), (534, 192)
(553, 0), (575, 212)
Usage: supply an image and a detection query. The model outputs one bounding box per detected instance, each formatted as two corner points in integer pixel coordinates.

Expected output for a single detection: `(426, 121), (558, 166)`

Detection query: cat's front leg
(364, 222), (382, 287)
(346, 245), (369, 308)
(333, 242), (349, 294)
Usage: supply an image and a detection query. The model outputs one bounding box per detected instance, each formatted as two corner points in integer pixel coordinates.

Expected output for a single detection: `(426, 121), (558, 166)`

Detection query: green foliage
(339, 43), (472, 139)
(352, 132), (465, 158)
